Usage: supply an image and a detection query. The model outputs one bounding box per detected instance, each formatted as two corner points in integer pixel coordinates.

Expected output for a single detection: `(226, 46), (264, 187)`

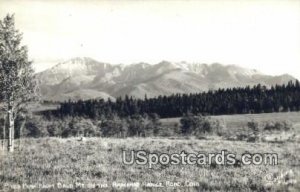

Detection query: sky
(0, 0), (300, 79)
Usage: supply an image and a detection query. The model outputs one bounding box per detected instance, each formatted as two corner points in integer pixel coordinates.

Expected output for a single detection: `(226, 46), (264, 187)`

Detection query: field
(0, 112), (300, 191)
(161, 111), (300, 132)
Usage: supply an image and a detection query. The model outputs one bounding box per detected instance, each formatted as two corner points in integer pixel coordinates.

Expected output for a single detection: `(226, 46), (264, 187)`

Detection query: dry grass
(0, 112), (299, 191)
(0, 136), (299, 191)
(161, 111), (300, 134)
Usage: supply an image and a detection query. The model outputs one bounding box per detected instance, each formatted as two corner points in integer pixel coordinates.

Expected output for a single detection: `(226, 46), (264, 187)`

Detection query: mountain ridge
(36, 57), (297, 101)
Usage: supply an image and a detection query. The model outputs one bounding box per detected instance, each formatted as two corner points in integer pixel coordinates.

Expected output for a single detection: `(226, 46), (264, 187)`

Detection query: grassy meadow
(0, 112), (299, 191)
(161, 111), (300, 132)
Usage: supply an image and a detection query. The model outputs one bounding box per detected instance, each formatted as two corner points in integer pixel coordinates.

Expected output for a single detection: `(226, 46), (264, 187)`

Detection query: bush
(101, 115), (128, 137)
(247, 120), (260, 142)
(128, 114), (149, 137)
(146, 113), (162, 137)
(157, 122), (180, 137)
(47, 120), (64, 137)
(21, 115), (100, 138)
(264, 121), (292, 132)
(24, 116), (49, 138)
(20, 113), (163, 138)
(100, 113), (162, 138)
(180, 113), (222, 138)
(62, 117), (98, 138)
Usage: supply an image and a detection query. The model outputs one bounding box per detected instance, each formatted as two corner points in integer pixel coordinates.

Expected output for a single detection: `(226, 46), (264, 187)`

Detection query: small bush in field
(180, 113), (222, 138)
(247, 120), (260, 142)
(247, 120), (259, 132)
(227, 120), (261, 142)
(264, 121), (293, 132)
(236, 132), (249, 141)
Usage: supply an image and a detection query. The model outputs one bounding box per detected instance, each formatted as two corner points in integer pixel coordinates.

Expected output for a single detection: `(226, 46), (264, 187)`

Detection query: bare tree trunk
(2, 114), (5, 151)
(7, 109), (14, 152)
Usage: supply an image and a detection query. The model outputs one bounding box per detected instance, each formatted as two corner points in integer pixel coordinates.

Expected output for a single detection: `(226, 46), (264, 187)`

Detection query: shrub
(73, 118), (98, 137)
(157, 122), (180, 137)
(47, 121), (63, 137)
(180, 113), (200, 135)
(264, 121), (293, 132)
(101, 115), (128, 137)
(247, 120), (260, 142)
(46, 117), (99, 138)
(125, 114), (162, 137)
(146, 113), (162, 136)
(247, 120), (259, 132)
(24, 116), (49, 138)
(180, 113), (222, 138)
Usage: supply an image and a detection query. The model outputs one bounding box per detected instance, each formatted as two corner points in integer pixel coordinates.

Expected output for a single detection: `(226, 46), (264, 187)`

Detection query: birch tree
(0, 14), (37, 152)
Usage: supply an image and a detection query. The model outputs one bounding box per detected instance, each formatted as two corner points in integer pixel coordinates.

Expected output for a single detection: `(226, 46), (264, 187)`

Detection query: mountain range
(36, 57), (296, 101)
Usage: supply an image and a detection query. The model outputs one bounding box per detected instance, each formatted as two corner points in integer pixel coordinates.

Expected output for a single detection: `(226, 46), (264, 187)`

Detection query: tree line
(0, 113), (165, 138)
(42, 80), (300, 119)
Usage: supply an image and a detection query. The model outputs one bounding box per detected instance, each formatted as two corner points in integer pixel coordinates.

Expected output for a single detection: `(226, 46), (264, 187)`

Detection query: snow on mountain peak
(37, 57), (296, 101)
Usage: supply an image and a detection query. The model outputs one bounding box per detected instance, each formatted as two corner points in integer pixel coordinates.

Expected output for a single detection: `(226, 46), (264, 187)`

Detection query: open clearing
(161, 111), (300, 133)
(0, 112), (299, 191)
(0, 137), (299, 191)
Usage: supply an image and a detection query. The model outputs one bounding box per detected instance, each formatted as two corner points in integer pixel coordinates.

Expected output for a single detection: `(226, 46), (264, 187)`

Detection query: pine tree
(0, 14), (37, 152)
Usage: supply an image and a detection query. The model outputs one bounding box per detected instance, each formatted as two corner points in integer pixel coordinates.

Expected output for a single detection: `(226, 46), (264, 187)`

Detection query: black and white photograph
(0, 0), (299, 191)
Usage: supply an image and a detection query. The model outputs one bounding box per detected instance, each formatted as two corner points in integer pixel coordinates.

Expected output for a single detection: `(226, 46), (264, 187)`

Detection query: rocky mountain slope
(36, 57), (296, 101)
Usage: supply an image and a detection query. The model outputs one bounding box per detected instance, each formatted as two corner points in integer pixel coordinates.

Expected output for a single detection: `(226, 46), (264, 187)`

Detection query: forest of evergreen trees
(42, 80), (300, 119)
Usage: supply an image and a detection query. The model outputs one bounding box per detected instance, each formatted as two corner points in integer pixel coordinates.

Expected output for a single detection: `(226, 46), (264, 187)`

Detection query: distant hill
(36, 57), (297, 101)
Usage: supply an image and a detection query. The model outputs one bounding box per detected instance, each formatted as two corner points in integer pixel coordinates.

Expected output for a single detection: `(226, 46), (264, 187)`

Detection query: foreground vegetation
(0, 137), (299, 191)
(0, 112), (299, 191)
(5, 111), (298, 140)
